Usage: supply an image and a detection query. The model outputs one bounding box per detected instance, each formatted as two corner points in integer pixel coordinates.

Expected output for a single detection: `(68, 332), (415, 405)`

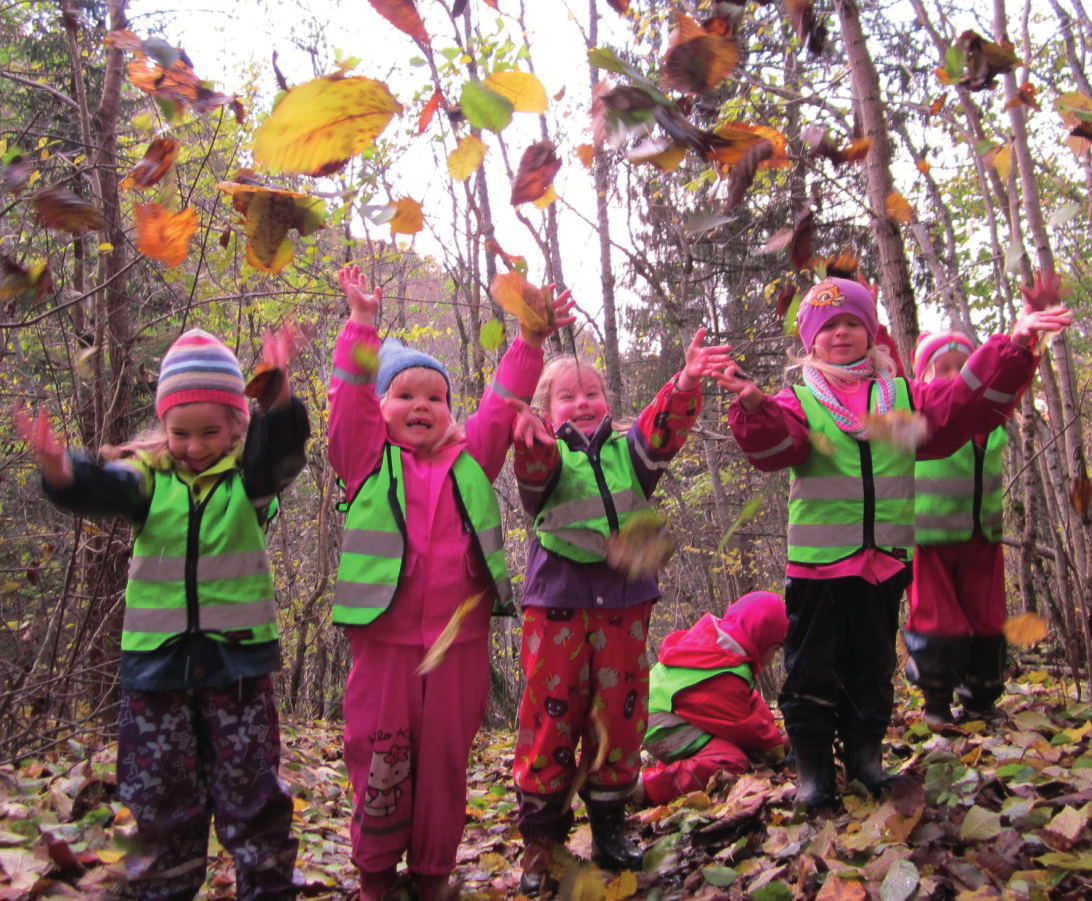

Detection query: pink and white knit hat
(156, 329), (248, 418)
(912, 330), (975, 379)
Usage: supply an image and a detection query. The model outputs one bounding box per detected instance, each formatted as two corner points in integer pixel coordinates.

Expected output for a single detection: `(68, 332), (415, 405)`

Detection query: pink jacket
(329, 322), (543, 646)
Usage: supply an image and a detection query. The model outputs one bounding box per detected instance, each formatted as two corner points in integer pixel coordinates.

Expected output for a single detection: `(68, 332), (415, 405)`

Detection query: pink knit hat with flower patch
(912, 330), (975, 379)
(156, 329), (248, 419)
(797, 277), (880, 353)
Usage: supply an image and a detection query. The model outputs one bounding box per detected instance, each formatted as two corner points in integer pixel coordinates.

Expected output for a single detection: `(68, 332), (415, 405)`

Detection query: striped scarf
(802, 358), (895, 439)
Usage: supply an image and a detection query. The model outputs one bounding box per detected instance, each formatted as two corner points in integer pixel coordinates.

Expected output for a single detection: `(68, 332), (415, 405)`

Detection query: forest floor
(1, 662), (1091, 901)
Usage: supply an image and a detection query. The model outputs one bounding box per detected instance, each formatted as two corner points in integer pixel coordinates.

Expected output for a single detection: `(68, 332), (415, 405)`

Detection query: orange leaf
(244, 363), (286, 411)
(1004, 81), (1040, 112)
(367, 0), (429, 44)
(929, 92), (947, 116)
(490, 272), (550, 333)
(35, 186), (107, 233)
(122, 137), (178, 191)
(706, 123), (788, 168)
(1003, 612), (1049, 647)
(824, 251), (859, 279)
(511, 140), (562, 205)
(916, 159), (931, 175)
(816, 874), (867, 901)
(134, 203), (197, 268)
(388, 197), (423, 236)
(575, 143), (595, 169)
(417, 89), (442, 135)
(886, 191), (914, 224)
(417, 593), (485, 674)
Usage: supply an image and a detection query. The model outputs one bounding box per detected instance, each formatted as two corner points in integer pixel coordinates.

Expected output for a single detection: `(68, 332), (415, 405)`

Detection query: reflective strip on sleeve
(332, 366), (375, 386)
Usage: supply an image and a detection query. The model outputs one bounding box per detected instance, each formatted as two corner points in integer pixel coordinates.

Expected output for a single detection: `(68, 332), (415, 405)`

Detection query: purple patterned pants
(116, 677), (299, 901)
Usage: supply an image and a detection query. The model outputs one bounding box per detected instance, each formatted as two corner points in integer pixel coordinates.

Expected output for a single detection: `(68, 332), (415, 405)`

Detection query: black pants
(779, 571), (909, 748)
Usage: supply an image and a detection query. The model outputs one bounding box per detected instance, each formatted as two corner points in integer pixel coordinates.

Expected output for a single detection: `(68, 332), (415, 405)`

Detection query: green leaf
(750, 882), (793, 901)
(460, 81), (514, 134)
(1048, 201), (1081, 228)
(944, 44), (965, 81)
(960, 805), (1003, 841)
(879, 860), (919, 901)
(701, 865), (737, 888)
(783, 292), (803, 337)
(588, 46), (636, 77)
(974, 139), (997, 156)
(479, 318), (504, 350)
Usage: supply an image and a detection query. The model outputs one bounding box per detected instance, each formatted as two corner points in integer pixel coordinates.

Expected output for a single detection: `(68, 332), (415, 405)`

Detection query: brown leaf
(511, 140), (562, 205)
(789, 205), (813, 270)
(808, 127), (873, 166)
(606, 0), (630, 12)
(122, 137), (178, 191)
(35, 186), (107, 233)
(774, 281), (797, 318)
(1, 256), (52, 309)
(0, 155), (33, 195)
(824, 250), (859, 279)
(271, 50), (289, 92)
(367, 0), (429, 44)
(785, 0), (827, 55)
(606, 511), (675, 580)
(661, 13), (739, 94)
(706, 122), (788, 169)
(244, 363), (286, 411)
(1004, 81), (1040, 112)
(959, 30), (1020, 91)
(1072, 475), (1092, 519)
(134, 203), (197, 268)
(575, 143), (595, 169)
(724, 138), (773, 209)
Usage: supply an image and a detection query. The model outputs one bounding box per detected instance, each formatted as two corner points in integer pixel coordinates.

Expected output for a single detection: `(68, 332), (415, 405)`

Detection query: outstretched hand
(259, 324), (298, 410)
(521, 286), (578, 349)
(15, 405), (72, 487)
(505, 397), (554, 449)
(338, 265), (381, 325)
(1010, 305), (1072, 349)
(711, 361), (766, 411)
(677, 328), (735, 392)
(1018, 269), (1062, 313)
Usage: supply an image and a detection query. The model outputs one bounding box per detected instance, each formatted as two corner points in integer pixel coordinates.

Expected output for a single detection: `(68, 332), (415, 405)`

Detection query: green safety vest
(333, 445), (513, 626)
(644, 661), (754, 762)
(535, 433), (649, 562)
(787, 380), (916, 565)
(915, 427), (1008, 544)
(123, 469), (278, 652)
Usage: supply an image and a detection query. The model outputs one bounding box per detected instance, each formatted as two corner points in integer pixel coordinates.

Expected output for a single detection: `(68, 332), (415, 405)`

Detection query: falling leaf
(448, 134), (488, 181)
(823, 251), (858, 279)
(628, 137), (687, 171)
(1004, 612), (1049, 647)
(253, 75), (403, 175)
(0, 256), (51, 308)
(661, 13), (739, 94)
(724, 138), (773, 209)
(483, 70), (548, 114)
(606, 511), (676, 580)
(560, 864), (606, 901)
(806, 126), (873, 166)
(715, 486), (770, 554)
(386, 197), (424, 236)
(607, 0), (630, 12)
(808, 429), (836, 456)
(763, 204), (813, 270)
(367, 0), (428, 43)
(575, 143), (595, 168)
(591, 82), (657, 148)
(134, 203), (197, 268)
(35, 185), (107, 233)
(0, 154), (33, 195)
(417, 593), (485, 674)
(774, 281), (798, 318)
(916, 159), (931, 175)
(1054, 91), (1092, 156)
(862, 410), (929, 453)
(685, 211), (731, 237)
(484, 238), (527, 274)
(511, 140), (561, 205)
(886, 191), (914, 224)
(122, 137), (177, 190)
(983, 142), (1013, 181)
(533, 184), (558, 209)
(244, 363), (286, 411)
(1048, 201), (1080, 228)
(785, 0), (827, 55)
(1004, 81), (1040, 112)
(351, 343), (379, 374)
(460, 80), (514, 133)
(479, 319), (505, 351)
(958, 30), (1020, 91)
(928, 93), (947, 116)
(417, 89), (443, 134)
(706, 123), (788, 169)
(490, 272), (552, 333)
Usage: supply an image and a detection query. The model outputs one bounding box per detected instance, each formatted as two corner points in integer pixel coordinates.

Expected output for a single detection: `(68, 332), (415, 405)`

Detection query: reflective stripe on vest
(787, 380), (916, 565)
(644, 661), (753, 762)
(915, 427), (1008, 544)
(334, 446), (512, 626)
(535, 433), (649, 562)
(123, 470), (277, 652)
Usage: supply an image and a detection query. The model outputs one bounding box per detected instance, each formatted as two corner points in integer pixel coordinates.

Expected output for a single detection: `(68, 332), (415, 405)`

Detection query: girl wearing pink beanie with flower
(714, 275), (1070, 811)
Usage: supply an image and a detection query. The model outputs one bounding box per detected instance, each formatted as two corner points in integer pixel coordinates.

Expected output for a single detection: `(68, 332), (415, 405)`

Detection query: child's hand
(712, 362), (765, 411)
(506, 398), (554, 449)
(677, 327), (734, 392)
(257, 325), (296, 410)
(520, 286), (577, 349)
(338, 265), (381, 326)
(1018, 269), (1062, 312)
(1010, 306), (1072, 349)
(15, 406), (73, 487)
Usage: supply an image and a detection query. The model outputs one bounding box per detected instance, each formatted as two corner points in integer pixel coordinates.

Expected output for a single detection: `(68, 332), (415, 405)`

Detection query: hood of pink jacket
(658, 591), (788, 674)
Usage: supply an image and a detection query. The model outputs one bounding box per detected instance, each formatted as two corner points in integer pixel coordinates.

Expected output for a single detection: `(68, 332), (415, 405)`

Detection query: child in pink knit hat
(714, 275), (1070, 811)
(907, 330), (1009, 729)
(18, 326), (309, 901)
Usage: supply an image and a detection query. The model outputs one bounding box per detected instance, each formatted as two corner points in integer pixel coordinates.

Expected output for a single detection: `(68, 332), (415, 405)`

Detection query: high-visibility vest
(123, 469), (278, 652)
(787, 380), (916, 565)
(915, 427), (1008, 544)
(333, 445), (513, 626)
(535, 434), (649, 562)
(644, 661), (754, 762)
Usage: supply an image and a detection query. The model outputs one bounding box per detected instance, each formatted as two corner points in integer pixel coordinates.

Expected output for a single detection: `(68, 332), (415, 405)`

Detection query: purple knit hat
(912, 330), (975, 379)
(797, 278), (879, 353)
(156, 329), (248, 419)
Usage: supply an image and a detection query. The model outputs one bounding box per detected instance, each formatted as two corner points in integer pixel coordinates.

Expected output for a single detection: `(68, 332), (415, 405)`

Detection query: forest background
(3, 0), (1092, 898)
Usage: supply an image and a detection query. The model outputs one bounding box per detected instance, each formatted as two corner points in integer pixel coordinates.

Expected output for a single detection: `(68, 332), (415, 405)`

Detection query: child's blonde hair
(379, 367), (464, 451)
(101, 404), (250, 466)
(532, 357), (609, 414)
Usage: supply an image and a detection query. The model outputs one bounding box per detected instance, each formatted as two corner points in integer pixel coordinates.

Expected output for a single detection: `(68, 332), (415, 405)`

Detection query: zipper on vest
(586, 447), (620, 533)
(185, 474), (229, 634)
(859, 440), (876, 548)
(972, 441), (985, 535)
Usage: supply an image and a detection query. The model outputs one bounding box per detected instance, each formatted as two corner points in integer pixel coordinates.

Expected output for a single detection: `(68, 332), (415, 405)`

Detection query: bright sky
(126, 0), (633, 333)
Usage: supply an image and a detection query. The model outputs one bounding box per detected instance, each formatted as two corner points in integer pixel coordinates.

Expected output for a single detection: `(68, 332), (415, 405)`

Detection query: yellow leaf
(886, 191), (914, 223)
(484, 70), (548, 113)
(252, 75), (403, 175)
(448, 134), (488, 181)
(97, 848), (126, 864)
(489, 272), (549, 332)
(1004, 612), (1049, 647)
(561, 864), (605, 901)
(575, 143), (595, 169)
(985, 142), (1013, 181)
(388, 197), (423, 236)
(533, 184), (558, 209)
(604, 869), (638, 901)
(418, 593), (485, 674)
(247, 235), (294, 274)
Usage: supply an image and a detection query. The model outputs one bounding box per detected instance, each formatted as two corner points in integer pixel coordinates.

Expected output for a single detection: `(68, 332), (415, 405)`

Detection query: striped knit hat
(156, 329), (248, 418)
(912, 330), (975, 379)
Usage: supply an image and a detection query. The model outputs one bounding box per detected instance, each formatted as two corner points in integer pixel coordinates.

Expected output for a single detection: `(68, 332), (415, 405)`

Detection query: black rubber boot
(792, 744), (838, 811)
(843, 734), (897, 796)
(956, 634), (1007, 720)
(588, 806), (644, 872)
(921, 688), (954, 731)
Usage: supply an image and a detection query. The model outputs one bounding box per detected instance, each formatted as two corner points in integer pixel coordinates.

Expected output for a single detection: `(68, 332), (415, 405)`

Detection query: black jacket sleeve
(240, 395), (311, 509)
(42, 453), (151, 525)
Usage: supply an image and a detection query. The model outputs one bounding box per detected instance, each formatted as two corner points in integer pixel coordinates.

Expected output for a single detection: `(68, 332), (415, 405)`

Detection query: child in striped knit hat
(18, 327), (310, 901)
(714, 276), (1070, 811)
